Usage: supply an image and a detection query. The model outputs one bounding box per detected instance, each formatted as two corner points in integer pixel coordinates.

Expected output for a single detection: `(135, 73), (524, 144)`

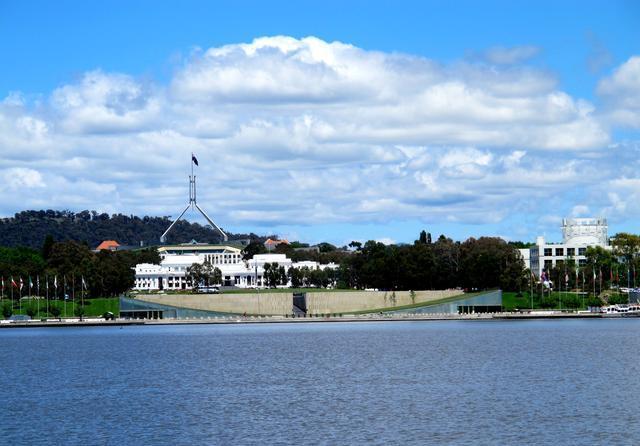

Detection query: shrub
(49, 306), (61, 318)
(1, 302), (12, 319)
(25, 305), (38, 318)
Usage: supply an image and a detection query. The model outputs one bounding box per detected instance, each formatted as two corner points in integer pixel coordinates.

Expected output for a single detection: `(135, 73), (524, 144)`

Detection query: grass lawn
(502, 291), (589, 311)
(1, 297), (119, 319)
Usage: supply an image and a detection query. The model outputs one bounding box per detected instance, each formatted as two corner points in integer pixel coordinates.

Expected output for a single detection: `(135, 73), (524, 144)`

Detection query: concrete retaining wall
(136, 293), (292, 316)
(305, 290), (462, 314)
(136, 289), (463, 316)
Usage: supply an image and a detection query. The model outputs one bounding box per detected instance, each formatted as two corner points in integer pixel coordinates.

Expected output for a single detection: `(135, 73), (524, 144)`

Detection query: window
(544, 260), (553, 270)
(544, 248), (553, 256)
(567, 248), (575, 256)
(578, 248), (586, 256)
(579, 259), (587, 266)
(555, 248), (564, 256)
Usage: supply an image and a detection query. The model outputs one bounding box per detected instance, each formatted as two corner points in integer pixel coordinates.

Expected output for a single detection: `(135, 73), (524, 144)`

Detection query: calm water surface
(1, 320), (639, 445)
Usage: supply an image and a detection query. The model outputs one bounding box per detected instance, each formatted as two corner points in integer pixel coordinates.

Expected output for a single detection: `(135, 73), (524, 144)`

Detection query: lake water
(1, 320), (639, 445)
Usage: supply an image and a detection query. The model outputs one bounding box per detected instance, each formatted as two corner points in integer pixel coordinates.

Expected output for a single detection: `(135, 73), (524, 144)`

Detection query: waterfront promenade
(0, 310), (623, 328)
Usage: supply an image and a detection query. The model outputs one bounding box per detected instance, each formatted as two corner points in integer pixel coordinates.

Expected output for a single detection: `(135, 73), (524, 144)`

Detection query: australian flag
(192, 154), (199, 166)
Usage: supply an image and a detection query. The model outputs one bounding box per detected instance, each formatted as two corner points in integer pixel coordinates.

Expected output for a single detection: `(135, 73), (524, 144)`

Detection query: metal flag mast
(160, 153), (228, 243)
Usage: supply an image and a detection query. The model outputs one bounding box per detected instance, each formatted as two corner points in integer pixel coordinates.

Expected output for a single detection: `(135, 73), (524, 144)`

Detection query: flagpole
(81, 275), (86, 322)
(581, 270), (585, 309)
(46, 274), (49, 316)
(36, 275), (40, 316)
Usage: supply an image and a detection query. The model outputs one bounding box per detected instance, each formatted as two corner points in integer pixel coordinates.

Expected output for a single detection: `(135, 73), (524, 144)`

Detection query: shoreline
(1, 311), (636, 328)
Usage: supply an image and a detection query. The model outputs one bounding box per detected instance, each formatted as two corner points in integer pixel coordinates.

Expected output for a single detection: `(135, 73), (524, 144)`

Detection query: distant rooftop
(96, 240), (120, 251)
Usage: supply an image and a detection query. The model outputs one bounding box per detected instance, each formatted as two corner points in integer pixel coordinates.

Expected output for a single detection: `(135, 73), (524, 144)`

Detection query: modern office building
(521, 218), (610, 278)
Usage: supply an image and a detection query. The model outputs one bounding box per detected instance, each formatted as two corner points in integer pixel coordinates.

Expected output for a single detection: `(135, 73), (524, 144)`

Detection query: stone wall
(135, 289), (463, 316)
(136, 292), (292, 316)
(305, 290), (462, 314)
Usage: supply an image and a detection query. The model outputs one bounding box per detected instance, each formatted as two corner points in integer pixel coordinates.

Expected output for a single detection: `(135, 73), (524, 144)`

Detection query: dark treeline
(0, 210), (264, 249)
(0, 238), (160, 297)
(335, 232), (527, 291)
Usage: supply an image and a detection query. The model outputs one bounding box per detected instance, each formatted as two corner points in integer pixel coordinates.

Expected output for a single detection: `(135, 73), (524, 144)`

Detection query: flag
(54, 275), (58, 289)
(565, 272), (569, 284)
(29, 276), (33, 289)
(192, 153), (199, 166)
(19, 277), (23, 291)
(82, 277), (87, 290)
(11, 277), (17, 288)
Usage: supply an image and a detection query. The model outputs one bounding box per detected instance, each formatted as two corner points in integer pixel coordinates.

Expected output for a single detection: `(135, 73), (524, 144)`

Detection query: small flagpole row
(0, 274), (90, 318)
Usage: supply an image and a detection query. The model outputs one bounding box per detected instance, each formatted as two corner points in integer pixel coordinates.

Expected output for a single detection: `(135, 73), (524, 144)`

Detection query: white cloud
(597, 56), (640, 127)
(0, 36), (638, 241)
(1, 168), (45, 190)
(482, 45), (540, 65)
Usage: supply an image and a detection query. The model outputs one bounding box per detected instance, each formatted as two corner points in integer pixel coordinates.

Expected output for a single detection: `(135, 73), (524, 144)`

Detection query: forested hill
(0, 210), (260, 249)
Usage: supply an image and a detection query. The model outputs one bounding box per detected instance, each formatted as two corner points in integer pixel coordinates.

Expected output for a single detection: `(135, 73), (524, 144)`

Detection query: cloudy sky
(1, 1), (639, 245)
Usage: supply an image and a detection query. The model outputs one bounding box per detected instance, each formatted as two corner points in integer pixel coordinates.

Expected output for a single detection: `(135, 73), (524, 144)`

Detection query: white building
(520, 218), (610, 277)
(134, 242), (336, 291)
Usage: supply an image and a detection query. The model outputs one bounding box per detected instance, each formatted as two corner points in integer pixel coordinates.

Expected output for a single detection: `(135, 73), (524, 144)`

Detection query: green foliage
(586, 295), (604, 307)
(263, 262), (287, 288)
(74, 305), (86, 317)
(0, 209), (259, 249)
(561, 294), (581, 309)
(242, 241), (267, 260)
(539, 296), (557, 309)
(186, 261), (222, 290)
(0, 246), (46, 278)
(607, 293), (629, 305)
(25, 305), (38, 318)
(508, 241), (536, 249)
(2, 302), (12, 318)
(49, 305), (61, 318)
(42, 234), (55, 260)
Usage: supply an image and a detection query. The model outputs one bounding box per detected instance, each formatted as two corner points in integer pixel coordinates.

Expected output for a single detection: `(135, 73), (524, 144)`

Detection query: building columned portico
(134, 242), (336, 290)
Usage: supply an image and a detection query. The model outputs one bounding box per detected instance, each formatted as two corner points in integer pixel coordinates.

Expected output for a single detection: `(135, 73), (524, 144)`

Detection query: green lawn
(502, 291), (591, 311)
(1, 297), (119, 319)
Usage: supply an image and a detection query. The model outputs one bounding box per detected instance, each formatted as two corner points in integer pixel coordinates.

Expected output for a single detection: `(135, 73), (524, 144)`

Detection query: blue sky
(1, 1), (639, 245)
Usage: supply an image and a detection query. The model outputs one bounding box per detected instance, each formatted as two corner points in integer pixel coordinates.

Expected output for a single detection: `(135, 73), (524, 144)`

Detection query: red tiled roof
(96, 240), (120, 251)
(264, 238), (289, 246)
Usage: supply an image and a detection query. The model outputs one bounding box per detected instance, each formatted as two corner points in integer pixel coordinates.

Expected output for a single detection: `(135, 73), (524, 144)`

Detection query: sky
(1, 1), (639, 246)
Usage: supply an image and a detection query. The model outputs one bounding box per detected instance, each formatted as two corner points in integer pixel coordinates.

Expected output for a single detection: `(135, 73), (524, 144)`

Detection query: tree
(186, 263), (205, 291)
(585, 246), (616, 293)
(459, 237), (526, 291)
(74, 305), (86, 318)
(211, 267), (222, 286)
(242, 241), (267, 260)
(2, 302), (12, 319)
(42, 234), (55, 260)
(263, 262), (284, 288)
(289, 267), (302, 288)
(25, 305), (38, 318)
(49, 305), (61, 318)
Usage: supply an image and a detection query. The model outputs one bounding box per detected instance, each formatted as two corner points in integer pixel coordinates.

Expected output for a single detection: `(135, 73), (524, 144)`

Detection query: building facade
(521, 218), (610, 278)
(134, 242), (336, 290)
